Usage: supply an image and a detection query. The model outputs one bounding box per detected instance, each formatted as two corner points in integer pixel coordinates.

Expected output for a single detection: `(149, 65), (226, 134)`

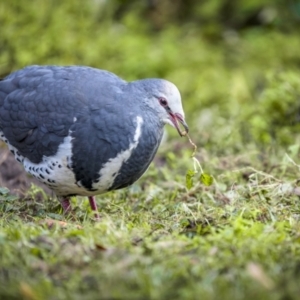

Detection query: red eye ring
(159, 97), (168, 106)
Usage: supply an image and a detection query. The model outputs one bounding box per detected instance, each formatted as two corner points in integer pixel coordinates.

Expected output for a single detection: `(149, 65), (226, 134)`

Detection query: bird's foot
(60, 197), (72, 214)
(88, 196), (100, 221)
(59, 196), (100, 221)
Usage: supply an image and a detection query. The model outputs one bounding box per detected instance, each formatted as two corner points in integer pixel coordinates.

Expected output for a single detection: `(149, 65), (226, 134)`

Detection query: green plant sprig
(185, 134), (213, 190)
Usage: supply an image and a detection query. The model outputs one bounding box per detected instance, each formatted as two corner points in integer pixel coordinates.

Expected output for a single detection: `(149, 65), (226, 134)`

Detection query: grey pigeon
(0, 65), (188, 217)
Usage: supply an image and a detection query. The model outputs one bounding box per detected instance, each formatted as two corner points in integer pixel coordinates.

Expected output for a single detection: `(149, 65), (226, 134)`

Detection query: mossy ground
(1, 1), (300, 299)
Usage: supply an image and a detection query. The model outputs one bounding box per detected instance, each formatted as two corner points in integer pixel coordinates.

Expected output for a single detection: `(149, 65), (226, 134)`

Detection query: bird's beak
(170, 113), (189, 137)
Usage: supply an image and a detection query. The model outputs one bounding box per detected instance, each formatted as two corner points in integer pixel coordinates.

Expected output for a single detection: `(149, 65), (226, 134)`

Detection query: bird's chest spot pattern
(1, 129), (85, 196)
(21, 135), (80, 195)
(1, 131), (64, 189)
(0, 131), (25, 163)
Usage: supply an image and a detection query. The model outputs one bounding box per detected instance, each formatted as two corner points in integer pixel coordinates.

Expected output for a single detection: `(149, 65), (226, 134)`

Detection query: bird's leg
(88, 196), (100, 220)
(60, 197), (72, 214)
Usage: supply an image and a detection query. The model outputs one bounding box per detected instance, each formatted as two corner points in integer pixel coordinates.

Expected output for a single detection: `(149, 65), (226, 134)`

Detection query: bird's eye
(159, 97), (168, 106)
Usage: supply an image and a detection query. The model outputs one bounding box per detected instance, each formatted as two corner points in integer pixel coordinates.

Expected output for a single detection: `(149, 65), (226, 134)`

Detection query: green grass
(1, 145), (300, 299)
(1, 1), (300, 299)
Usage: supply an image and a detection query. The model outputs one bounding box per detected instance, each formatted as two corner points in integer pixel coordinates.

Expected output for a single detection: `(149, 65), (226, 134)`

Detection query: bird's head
(135, 79), (189, 136)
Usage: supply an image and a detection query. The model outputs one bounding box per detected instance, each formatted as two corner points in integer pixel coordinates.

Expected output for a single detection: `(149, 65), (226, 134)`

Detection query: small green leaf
(5, 195), (19, 202)
(200, 173), (214, 186)
(186, 170), (196, 190)
(0, 187), (10, 195)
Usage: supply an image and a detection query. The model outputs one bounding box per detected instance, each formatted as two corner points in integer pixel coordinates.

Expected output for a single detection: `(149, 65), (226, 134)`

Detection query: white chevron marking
(92, 115), (144, 191)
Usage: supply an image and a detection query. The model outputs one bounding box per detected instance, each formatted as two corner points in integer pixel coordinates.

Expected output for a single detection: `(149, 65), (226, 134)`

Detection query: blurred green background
(1, 0), (300, 154)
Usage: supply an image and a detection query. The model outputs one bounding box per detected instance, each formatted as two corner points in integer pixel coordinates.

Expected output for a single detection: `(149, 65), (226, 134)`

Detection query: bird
(0, 65), (188, 218)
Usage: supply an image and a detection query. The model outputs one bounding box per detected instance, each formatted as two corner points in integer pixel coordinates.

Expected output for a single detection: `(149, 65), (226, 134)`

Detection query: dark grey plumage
(0, 65), (188, 216)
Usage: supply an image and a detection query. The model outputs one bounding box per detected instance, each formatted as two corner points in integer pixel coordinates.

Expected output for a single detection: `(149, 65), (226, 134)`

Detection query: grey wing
(0, 65), (125, 164)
